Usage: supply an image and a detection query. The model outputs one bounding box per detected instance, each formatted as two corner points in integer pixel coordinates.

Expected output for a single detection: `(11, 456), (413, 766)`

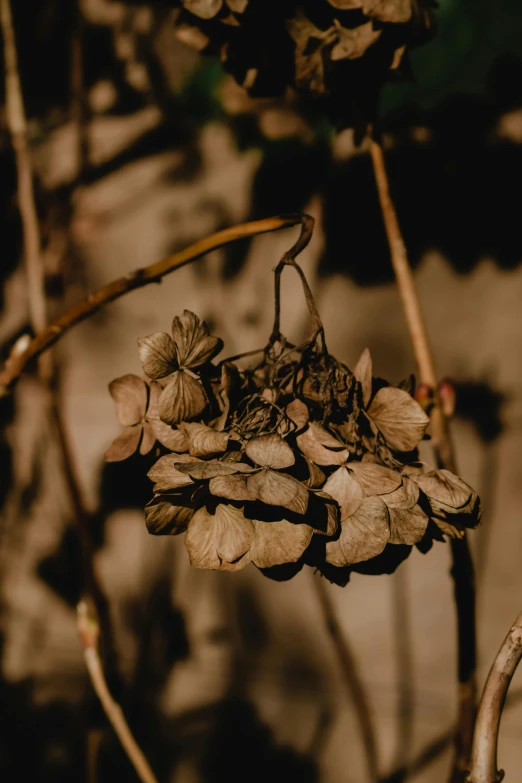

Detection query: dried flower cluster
(106, 252), (480, 585)
(173, 0), (436, 129)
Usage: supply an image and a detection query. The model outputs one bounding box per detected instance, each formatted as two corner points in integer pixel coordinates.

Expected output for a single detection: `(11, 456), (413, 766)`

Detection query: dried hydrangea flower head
(106, 218), (481, 584)
(172, 0), (436, 130)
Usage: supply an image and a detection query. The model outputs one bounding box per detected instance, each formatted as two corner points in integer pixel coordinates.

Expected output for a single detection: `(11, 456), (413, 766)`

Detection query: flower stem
(369, 137), (477, 782)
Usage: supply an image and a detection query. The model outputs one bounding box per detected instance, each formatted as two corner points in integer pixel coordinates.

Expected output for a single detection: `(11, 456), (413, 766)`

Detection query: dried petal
(313, 492), (341, 536)
(185, 504), (254, 571)
(139, 421), (156, 455)
(150, 418), (189, 452)
(331, 22), (382, 62)
(367, 386), (429, 451)
(109, 374), (147, 426)
(138, 333), (178, 379)
(327, 0), (362, 8)
(246, 434), (295, 469)
(388, 505), (429, 545)
(382, 477), (419, 509)
(209, 473), (256, 501)
(304, 459), (326, 488)
(180, 422), (229, 457)
(174, 23), (209, 51)
(178, 460), (254, 480)
(147, 454), (195, 492)
(353, 348), (372, 408)
(104, 426), (141, 462)
(326, 496), (390, 566)
(182, 0), (223, 19)
(415, 469), (473, 509)
(296, 425), (349, 466)
(323, 467), (364, 520)
(286, 398), (310, 429)
(226, 0), (248, 11)
(249, 519), (312, 568)
(362, 0), (412, 23)
(145, 494), (194, 535)
(348, 462), (402, 494)
(171, 310), (223, 367)
(247, 469), (309, 514)
(158, 371), (207, 425)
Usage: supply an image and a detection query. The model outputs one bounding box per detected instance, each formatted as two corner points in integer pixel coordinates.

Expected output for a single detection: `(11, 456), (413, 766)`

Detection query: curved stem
(314, 574), (379, 783)
(369, 137), (477, 782)
(467, 609), (522, 783)
(0, 213), (311, 394)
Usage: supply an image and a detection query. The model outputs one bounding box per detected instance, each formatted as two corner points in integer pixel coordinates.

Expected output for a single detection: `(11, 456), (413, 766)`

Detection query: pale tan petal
(388, 505), (429, 545)
(304, 459), (326, 488)
(323, 467), (363, 520)
(171, 310), (223, 367)
(178, 460), (254, 480)
(247, 469), (309, 514)
(348, 462), (402, 494)
(209, 474), (256, 501)
(182, 0), (223, 21)
(368, 386), (429, 452)
(415, 469), (473, 509)
(353, 347), (372, 407)
(185, 504), (254, 571)
(147, 454), (195, 492)
(158, 371), (207, 425)
(150, 418), (189, 452)
(109, 374), (147, 426)
(139, 422), (156, 455)
(245, 433), (295, 469)
(296, 425), (349, 466)
(104, 426), (141, 462)
(326, 496), (390, 566)
(145, 495), (194, 535)
(226, 0), (248, 12)
(180, 422), (229, 457)
(382, 477), (419, 509)
(286, 399), (310, 429)
(249, 519), (312, 568)
(138, 333), (178, 379)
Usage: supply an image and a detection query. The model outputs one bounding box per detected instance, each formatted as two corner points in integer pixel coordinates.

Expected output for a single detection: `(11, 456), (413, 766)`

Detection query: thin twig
(467, 609), (522, 783)
(314, 574), (379, 783)
(0, 213), (310, 393)
(369, 136), (477, 782)
(77, 603), (160, 783)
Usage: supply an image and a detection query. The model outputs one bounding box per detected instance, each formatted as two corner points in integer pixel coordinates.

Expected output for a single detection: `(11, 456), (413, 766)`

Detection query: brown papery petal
(348, 462), (402, 495)
(185, 504), (254, 571)
(138, 333), (178, 379)
(326, 496), (390, 567)
(362, 0), (412, 23)
(388, 505), (429, 545)
(109, 374), (147, 426)
(209, 474), (256, 502)
(147, 454), (195, 492)
(286, 399), (310, 429)
(104, 425), (141, 462)
(226, 0), (248, 11)
(415, 469), (473, 509)
(180, 422), (229, 457)
(245, 433), (295, 469)
(353, 348), (372, 408)
(323, 467), (364, 520)
(304, 459), (326, 488)
(182, 0), (223, 19)
(249, 520), (312, 568)
(327, 0), (362, 8)
(178, 460), (254, 480)
(312, 492), (341, 536)
(247, 470), (309, 514)
(368, 386), (429, 452)
(382, 477), (419, 509)
(171, 310), (223, 367)
(139, 422), (156, 455)
(145, 495), (194, 535)
(158, 371), (207, 425)
(331, 22), (382, 62)
(296, 426), (349, 466)
(150, 419), (189, 452)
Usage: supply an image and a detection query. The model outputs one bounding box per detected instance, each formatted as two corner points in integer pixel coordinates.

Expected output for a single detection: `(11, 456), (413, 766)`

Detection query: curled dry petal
(246, 434), (295, 469)
(249, 520), (312, 569)
(296, 424), (349, 466)
(145, 493), (195, 535)
(323, 467), (364, 520)
(326, 496), (390, 566)
(180, 422), (229, 457)
(185, 504), (253, 571)
(312, 492), (340, 536)
(286, 398), (310, 429)
(247, 469), (309, 514)
(304, 459), (326, 488)
(388, 505), (429, 545)
(109, 374), (147, 426)
(158, 371), (207, 425)
(178, 460), (254, 480)
(209, 473), (255, 502)
(140, 422), (156, 455)
(382, 477), (419, 509)
(353, 348), (372, 408)
(147, 454), (195, 492)
(348, 462), (402, 494)
(171, 310), (223, 367)
(150, 419), (189, 452)
(182, 0), (223, 19)
(138, 333), (178, 379)
(414, 469), (473, 509)
(367, 386), (429, 452)
(104, 426), (141, 462)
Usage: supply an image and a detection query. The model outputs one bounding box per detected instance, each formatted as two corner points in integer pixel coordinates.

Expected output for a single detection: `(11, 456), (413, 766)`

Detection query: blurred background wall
(1, 2), (522, 781)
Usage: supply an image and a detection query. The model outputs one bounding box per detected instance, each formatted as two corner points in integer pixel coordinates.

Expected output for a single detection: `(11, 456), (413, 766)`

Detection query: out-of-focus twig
(77, 603), (160, 783)
(0, 213), (311, 393)
(467, 609), (522, 783)
(314, 574), (379, 783)
(369, 136), (478, 783)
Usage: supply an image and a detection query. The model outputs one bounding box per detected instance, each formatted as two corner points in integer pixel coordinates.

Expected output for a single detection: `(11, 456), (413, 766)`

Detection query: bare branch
(77, 603), (160, 783)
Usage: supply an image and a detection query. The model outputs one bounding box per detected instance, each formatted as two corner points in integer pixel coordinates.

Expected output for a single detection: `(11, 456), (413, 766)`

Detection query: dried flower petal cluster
(107, 259), (480, 585)
(172, 0), (436, 129)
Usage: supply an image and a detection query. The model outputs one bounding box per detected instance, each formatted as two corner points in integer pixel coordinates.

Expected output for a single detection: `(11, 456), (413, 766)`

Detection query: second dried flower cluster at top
(106, 269), (480, 584)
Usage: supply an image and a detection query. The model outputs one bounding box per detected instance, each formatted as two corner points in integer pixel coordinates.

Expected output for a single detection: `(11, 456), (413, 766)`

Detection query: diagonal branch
(0, 213), (311, 394)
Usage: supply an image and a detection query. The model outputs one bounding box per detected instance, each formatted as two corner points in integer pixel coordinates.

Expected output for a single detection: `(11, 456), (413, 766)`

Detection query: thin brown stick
(314, 574), (379, 783)
(0, 214), (309, 394)
(467, 609), (522, 783)
(77, 603), (160, 783)
(369, 137), (477, 783)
